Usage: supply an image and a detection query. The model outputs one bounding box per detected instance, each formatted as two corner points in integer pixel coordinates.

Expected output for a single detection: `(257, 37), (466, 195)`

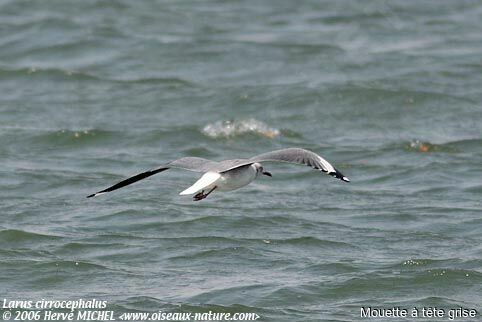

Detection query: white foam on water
(202, 119), (280, 139)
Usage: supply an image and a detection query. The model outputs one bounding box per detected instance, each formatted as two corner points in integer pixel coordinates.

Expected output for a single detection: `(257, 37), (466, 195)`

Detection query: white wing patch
(179, 172), (221, 195)
(317, 156), (335, 173)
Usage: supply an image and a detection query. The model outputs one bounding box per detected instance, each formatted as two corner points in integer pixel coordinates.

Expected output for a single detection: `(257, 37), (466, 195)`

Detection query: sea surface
(1, 1), (482, 321)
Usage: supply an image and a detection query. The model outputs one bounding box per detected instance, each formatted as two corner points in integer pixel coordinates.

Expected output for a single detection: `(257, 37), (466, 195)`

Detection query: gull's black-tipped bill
(87, 147), (349, 199)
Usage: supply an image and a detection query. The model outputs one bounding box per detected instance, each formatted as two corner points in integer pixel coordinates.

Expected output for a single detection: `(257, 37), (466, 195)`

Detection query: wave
(26, 128), (117, 147)
(0, 66), (194, 87)
(351, 137), (482, 155)
(324, 268), (482, 300)
(271, 236), (356, 249)
(397, 138), (482, 153)
(202, 119), (280, 139)
(31, 259), (110, 271)
(0, 229), (63, 245)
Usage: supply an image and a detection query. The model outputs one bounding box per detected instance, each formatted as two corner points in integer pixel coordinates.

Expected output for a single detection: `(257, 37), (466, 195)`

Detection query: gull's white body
(180, 164), (258, 195)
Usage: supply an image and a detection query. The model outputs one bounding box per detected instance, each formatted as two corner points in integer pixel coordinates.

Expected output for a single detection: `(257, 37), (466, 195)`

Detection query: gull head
(253, 162), (272, 177)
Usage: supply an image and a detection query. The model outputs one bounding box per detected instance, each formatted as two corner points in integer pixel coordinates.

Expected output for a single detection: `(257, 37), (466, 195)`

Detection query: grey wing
(168, 157), (221, 172)
(87, 157), (220, 198)
(222, 148), (349, 182)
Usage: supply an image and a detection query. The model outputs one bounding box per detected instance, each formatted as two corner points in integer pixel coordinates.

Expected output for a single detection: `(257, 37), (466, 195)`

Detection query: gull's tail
(180, 172), (221, 195)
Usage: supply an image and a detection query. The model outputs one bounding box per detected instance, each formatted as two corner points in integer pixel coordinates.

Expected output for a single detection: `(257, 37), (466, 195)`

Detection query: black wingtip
(329, 168), (350, 183)
(85, 167), (170, 200)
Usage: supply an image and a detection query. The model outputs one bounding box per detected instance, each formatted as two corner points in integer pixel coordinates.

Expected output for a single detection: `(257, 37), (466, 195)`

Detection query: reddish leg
(192, 186), (217, 201)
(204, 186), (217, 197)
(193, 191), (205, 201)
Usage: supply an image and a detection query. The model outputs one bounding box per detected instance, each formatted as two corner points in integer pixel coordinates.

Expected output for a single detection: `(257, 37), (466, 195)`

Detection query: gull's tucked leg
(192, 186), (217, 201)
(204, 186), (217, 198)
(193, 190), (205, 201)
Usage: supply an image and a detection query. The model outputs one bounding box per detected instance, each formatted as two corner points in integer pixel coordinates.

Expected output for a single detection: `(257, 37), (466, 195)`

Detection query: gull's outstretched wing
(87, 157), (220, 198)
(168, 157), (220, 173)
(221, 148), (350, 182)
(86, 167), (169, 198)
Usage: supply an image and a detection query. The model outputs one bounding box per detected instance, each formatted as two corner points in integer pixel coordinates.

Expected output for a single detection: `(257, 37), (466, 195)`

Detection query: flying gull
(87, 148), (349, 201)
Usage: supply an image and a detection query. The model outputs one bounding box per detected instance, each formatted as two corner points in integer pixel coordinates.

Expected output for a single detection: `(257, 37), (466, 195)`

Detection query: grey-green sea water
(1, 1), (482, 321)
